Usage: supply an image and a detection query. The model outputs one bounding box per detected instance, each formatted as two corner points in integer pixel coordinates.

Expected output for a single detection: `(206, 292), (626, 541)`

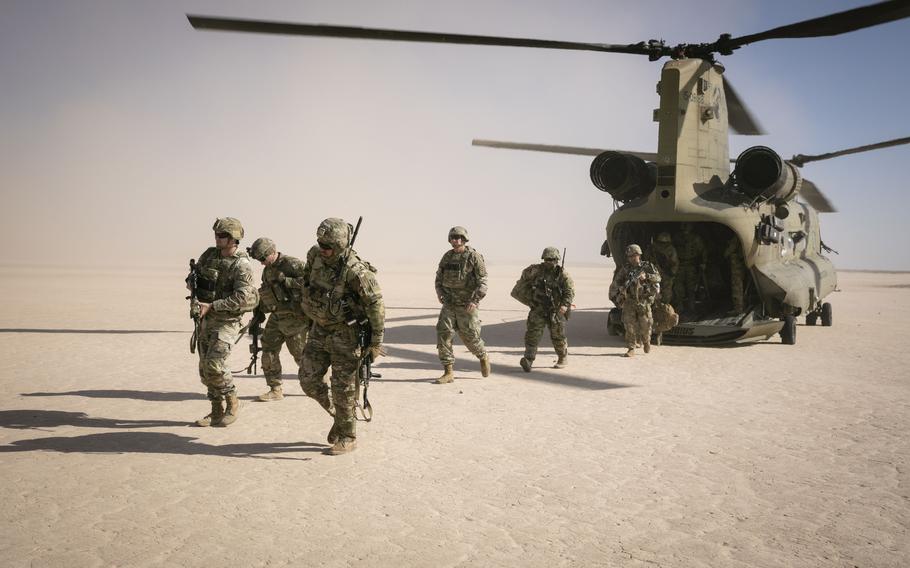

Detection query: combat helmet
(213, 217), (244, 240)
(626, 244), (643, 256)
(655, 232), (672, 244)
(448, 226), (469, 242)
(316, 218), (351, 252)
(541, 247), (560, 261)
(248, 237), (276, 261)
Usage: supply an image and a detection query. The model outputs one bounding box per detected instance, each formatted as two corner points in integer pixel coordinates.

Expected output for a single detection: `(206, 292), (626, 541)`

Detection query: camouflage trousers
(659, 275), (674, 304)
(523, 307), (567, 361)
(674, 265), (700, 308)
(730, 264), (745, 312)
(197, 317), (242, 401)
(621, 302), (653, 348)
(261, 311), (310, 387)
(436, 303), (487, 365)
(298, 323), (360, 442)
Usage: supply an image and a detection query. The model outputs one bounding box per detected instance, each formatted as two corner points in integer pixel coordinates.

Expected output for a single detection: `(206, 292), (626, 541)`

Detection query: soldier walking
(189, 218), (259, 427)
(298, 218), (384, 455)
(610, 244), (661, 357)
(435, 226), (491, 384)
(247, 237), (312, 402)
(511, 247), (575, 371)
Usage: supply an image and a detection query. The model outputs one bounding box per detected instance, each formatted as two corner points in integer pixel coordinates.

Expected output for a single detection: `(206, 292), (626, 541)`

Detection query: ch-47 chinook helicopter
(187, 1), (910, 345)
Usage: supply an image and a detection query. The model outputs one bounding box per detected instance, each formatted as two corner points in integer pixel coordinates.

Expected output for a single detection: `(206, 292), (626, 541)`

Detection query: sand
(0, 263), (908, 567)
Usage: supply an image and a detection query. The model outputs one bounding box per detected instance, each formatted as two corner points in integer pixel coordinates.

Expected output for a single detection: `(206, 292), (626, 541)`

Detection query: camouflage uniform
(435, 227), (489, 376)
(645, 233), (679, 304)
(674, 225), (707, 310)
(610, 245), (661, 354)
(722, 237), (746, 312)
(299, 218), (384, 455)
(257, 249), (312, 392)
(192, 218), (259, 426)
(511, 247), (575, 370)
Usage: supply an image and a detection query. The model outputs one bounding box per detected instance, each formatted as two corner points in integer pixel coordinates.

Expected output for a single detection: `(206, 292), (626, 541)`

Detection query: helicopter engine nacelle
(590, 151), (656, 203)
(734, 146), (801, 203)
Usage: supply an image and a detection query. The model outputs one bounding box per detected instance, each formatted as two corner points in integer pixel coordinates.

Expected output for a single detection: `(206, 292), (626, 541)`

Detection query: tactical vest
(195, 247), (246, 304)
(439, 248), (480, 303)
(303, 253), (371, 327)
(259, 255), (304, 313)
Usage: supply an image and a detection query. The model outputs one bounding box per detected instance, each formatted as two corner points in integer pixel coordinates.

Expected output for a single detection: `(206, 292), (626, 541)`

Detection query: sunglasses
(215, 232), (231, 239)
(449, 235), (465, 241)
(318, 242), (333, 250)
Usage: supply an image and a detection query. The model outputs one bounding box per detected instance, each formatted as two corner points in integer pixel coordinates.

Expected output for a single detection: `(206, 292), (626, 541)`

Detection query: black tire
(806, 313), (818, 326)
(821, 302), (833, 327)
(780, 315), (796, 345)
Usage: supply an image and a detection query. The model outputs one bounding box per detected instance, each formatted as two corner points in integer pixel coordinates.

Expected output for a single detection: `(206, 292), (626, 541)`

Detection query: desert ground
(0, 262), (907, 567)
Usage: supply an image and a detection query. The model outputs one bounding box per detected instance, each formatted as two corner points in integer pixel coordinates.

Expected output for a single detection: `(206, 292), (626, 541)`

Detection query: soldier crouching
(610, 244), (661, 357)
(298, 218), (384, 455)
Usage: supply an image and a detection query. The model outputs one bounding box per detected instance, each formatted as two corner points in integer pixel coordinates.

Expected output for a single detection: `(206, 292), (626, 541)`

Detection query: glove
(369, 345), (386, 360)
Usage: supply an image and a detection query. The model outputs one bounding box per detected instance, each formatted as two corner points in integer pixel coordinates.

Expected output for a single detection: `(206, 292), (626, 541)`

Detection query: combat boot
(479, 355), (491, 378)
(643, 342), (651, 354)
(436, 364), (454, 384)
(328, 437), (357, 455)
(218, 392), (241, 426)
(554, 354), (568, 369)
(258, 385), (284, 402)
(623, 348), (635, 358)
(520, 357), (533, 372)
(194, 399), (224, 427)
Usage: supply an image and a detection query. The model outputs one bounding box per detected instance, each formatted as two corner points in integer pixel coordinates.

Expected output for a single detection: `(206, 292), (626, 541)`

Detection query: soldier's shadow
(0, 410), (187, 430)
(20, 390), (201, 402)
(0, 431), (322, 460)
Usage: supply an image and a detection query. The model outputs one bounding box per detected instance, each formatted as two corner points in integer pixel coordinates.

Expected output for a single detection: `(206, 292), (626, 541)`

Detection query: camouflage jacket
(609, 261), (661, 308)
(511, 263), (575, 311)
(301, 246), (385, 345)
(645, 243), (679, 278)
(259, 253), (306, 315)
(194, 247), (259, 320)
(677, 233), (708, 267)
(435, 246), (488, 307)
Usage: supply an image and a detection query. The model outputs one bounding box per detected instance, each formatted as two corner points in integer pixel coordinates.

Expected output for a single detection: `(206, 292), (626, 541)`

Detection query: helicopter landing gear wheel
(780, 315), (796, 345)
(806, 313), (818, 326)
(821, 302), (832, 327)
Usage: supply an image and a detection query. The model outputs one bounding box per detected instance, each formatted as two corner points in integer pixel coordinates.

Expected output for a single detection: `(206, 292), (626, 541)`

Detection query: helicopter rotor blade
(472, 139), (659, 162)
(790, 136), (910, 167)
(726, 0), (910, 49)
(187, 15), (657, 56)
(722, 78), (764, 135)
(798, 178), (836, 213)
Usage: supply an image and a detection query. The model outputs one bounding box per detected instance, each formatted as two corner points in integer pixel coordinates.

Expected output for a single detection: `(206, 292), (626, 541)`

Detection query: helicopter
(187, 0), (910, 345)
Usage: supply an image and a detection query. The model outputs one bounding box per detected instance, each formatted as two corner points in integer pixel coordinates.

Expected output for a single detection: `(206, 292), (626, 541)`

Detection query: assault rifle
(354, 319), (380, 422)
(185, 259), (201, 353)
(541, 248), (570, 323)
(243, 308), (266, 375)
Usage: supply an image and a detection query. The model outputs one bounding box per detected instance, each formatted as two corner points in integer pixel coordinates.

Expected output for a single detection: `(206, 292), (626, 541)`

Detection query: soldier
(191, 217), (259, 426)
(511, 247), (575, 371)
(722, 236), (746, 313)
(609, 244), (661, 357)
(645, 232), (679, 304)
(298, 218), (384, 455)
(435, 226), (491, 384)
(247, 237), (312, 402)
(674, 223), (707, 312)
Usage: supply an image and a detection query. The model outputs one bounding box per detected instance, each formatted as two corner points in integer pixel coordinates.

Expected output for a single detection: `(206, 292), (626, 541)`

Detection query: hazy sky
(2, 0), (909, 270)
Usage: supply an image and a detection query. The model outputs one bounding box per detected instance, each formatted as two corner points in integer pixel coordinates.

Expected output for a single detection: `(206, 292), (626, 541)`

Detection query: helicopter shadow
(0, 431), (322, 460)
